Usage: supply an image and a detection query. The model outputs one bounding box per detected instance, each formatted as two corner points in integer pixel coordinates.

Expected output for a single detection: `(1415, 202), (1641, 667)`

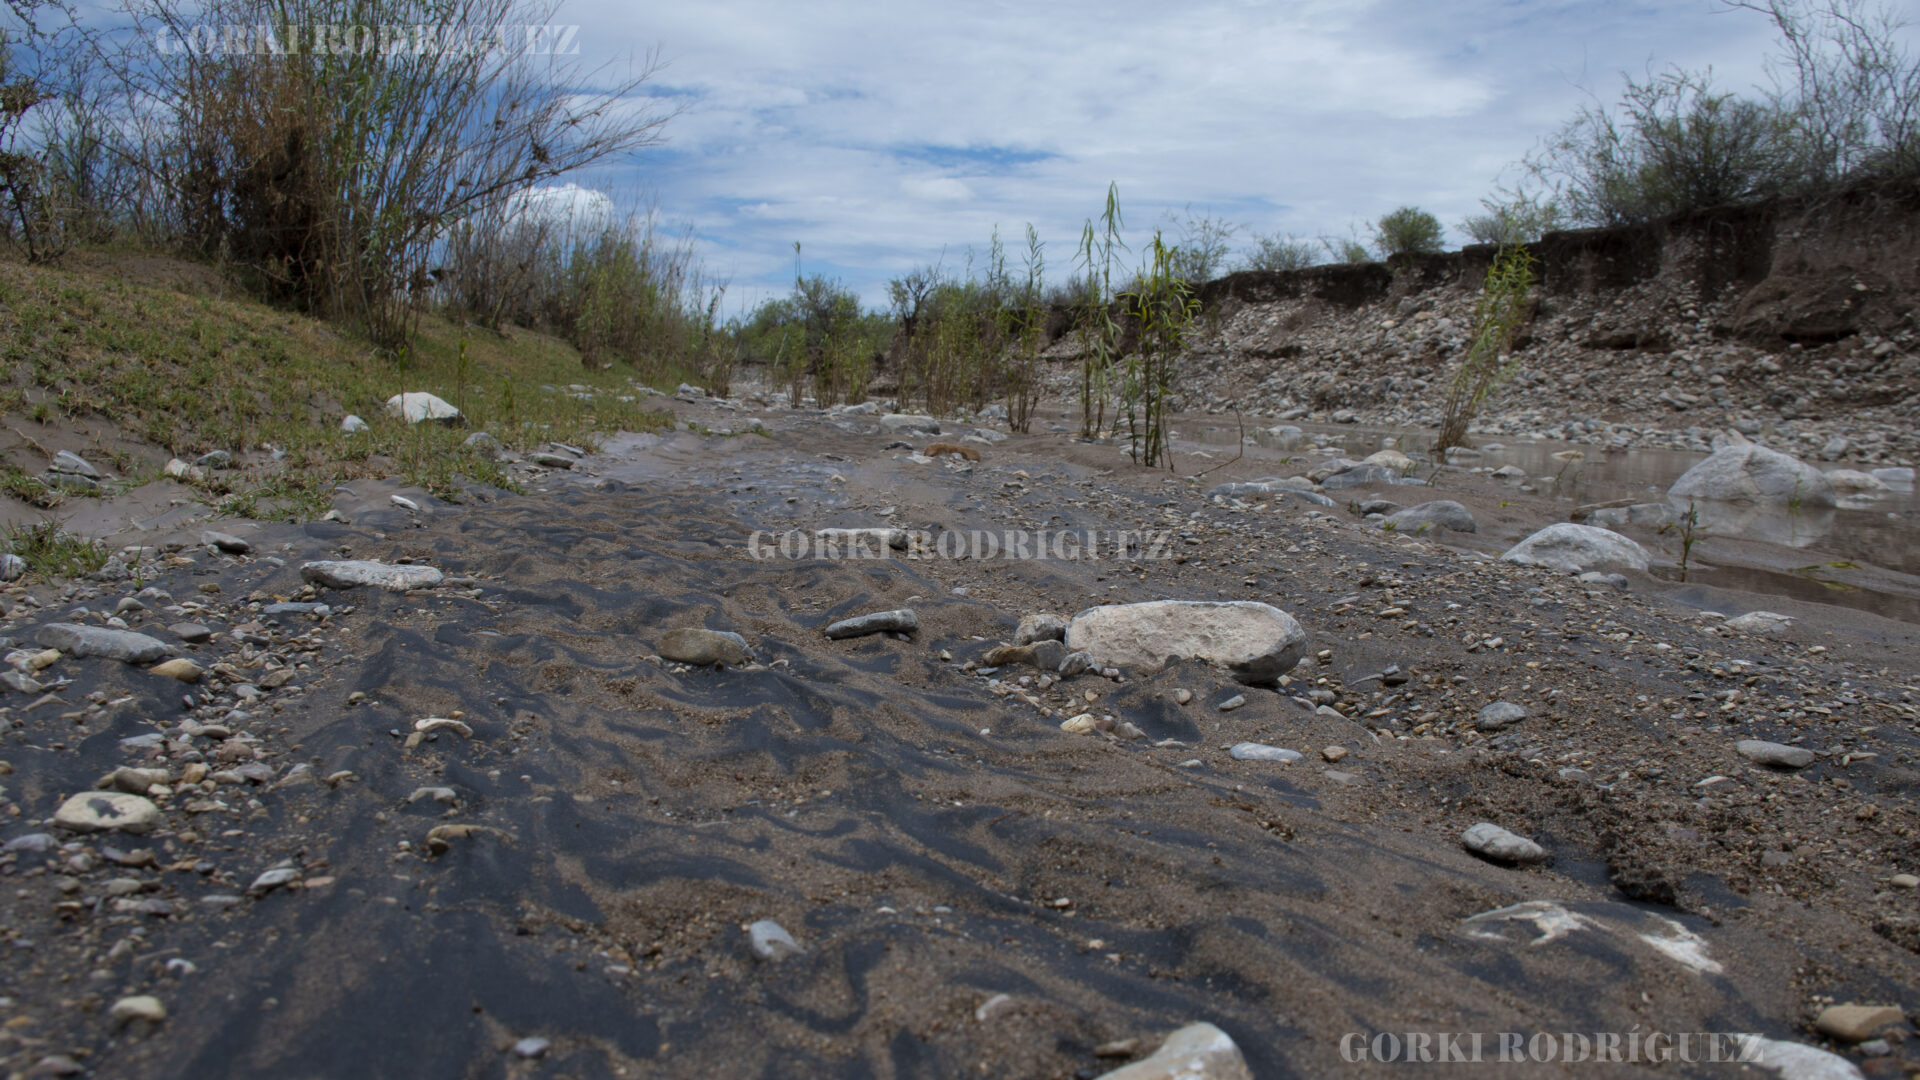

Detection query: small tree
(1461, 192), (1566, 245)
(1121, 231), (1198, 469)
(1370, 206), (1445, 259)
(1436, 245), (1535, 454)
(1164, 205), (1239, 284)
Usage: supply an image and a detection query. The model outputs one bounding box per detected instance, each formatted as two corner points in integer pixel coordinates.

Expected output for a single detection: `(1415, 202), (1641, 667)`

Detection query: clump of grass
(0, 463), (61, 508)
(5, 519), (108, 578)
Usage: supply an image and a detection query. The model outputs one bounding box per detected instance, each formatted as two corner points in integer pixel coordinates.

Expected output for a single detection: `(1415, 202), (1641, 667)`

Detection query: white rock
(55, 792), (161, 834)
(1093, 1022), (1252, 1080)
(1462, 822), (1547, 865)
(748, 919), (802, 960)
(0, 553), (24, 581)
(1229, 742), (1301, 763)
(1014, 613), (1068, 645)
(384, 392), (463, 425)
(1737, 740), (1814, 768)
(1826, 469), (1887, 495)
(300, 560), (443, 592)
(1363, 449), (1414, 472)
(1669, 444), (1836, 507)
(1725, 611), (1791, 635)
(1870, 467), (1913, 490)
(109, 996), (166, 1026)
(1735, 1036), (1868, 1080)
(1500, 524), (1649, 574)
(1064, 600), (1307, 685)
(340, 414), (369, 433)
(878, 413), (940, 435)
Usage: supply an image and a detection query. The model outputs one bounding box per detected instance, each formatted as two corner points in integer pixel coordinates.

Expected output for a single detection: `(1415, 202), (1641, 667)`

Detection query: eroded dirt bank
(1, 399), (1917, 1079)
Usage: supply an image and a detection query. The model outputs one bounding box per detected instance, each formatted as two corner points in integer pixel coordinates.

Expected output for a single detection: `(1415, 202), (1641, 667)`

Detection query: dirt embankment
(1040, 180), (1920, 466)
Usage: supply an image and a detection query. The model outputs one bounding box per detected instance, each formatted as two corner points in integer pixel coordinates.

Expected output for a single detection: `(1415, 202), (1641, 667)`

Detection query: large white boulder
(1501, 523), (1649, 574)
(1064, 600), (1306, 685)
(384, 392), (463, 425)
(1669, 444), (1835, 507)
(1093, 1023), (1252, 1080)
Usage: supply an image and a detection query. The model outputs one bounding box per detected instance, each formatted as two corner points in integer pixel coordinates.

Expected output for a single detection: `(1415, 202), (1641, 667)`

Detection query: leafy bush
(1163, 206), (1238, 285)
(1239, 232), (1319, 272)
(1461, 192), (1566, 245)
(1370, 206), (1445, 259)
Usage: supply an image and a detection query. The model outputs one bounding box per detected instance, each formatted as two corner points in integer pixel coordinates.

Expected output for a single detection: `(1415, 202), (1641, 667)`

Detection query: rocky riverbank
(1, 395), (1916, 1078)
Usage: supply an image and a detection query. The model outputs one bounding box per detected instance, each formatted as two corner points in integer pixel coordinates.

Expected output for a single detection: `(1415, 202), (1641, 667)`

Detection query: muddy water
(1172, 417), (1920, 618)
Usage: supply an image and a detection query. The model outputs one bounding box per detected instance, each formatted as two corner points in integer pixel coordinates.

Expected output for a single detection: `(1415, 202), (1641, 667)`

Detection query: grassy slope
(0, 252), (676, 519)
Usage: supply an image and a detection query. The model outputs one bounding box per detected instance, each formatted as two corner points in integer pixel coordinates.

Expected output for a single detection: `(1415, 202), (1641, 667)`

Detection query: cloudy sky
(560, 0), (1794, 313)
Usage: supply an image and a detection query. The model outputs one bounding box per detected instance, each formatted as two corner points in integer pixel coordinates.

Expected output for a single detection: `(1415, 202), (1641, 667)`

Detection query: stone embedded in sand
(201, 531), (251, 555)
(50, 450), (100, 478)
(1827, 469), (1887, 495)
(1013, 613), (1067, 646)
(1092, 1022), (1252, 1080)
(1500, 523), (1649, 574)
(658, 628), (752, 667)
(385, 391), (463, 425)
(98, 767), (169, 795)
(1461, 823), (1546, 865)
(1060, 713), (1098, 734)
(35, 623), (176, 664)
(414, 717), (474, 738)
(1725, 611), (1792, 636)
(1475, 701), (1528, 731)
(149, 658), (203, 683)
(1064, 600), (1306, 685)
(55, 792), (160, 834)
(529, 452), (574, 469)
(1057, 650), (1093, 678)
(300, 560), (443, 592)
(983, 640), (1065, 670)
(1669, 443), (1836, 507)
(824, 609), (918, 639)
(109, 996), (166, 1027)
(1737, 739), (1814, 768)
(748, 919), (802, 961)
(1364, 449), (1415, 472)
(878, 413), (939, 435)
(1814, 1004), (1905, 1043)
(1217, 694), (1246, 712)
(1229, 742), (1300, 763)
(1384, 500), (1476, 534)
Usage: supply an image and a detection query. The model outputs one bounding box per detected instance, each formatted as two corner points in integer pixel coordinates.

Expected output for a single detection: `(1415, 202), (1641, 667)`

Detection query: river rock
(1064, 600), (1306, 685)
(55, 792), (160, 834)
(1826, 469), (1887, 495)
(658, 628), (751, 667)
(748, 919), (802, 960)
(49, 450), (100, 478)
(824, 609), (919, 639)
(1229, 743), (1301, 763)
(984, 640), (1066, 670)
(109, 996), (166, 1026)
(384, 392), (463, 425)
(201, 531), (252, 555)
(1319, 463), (1398, 490)
(1814, 1004), (1905, 1042)
(149, 658), (203, 683)
(1725, 611), (1791, 635)
(1384, 500), (1476, 534)
(1461, 823), (1546, 865)
(340, 414), (369, 433)
(879, 413), (940, 435)
(0, 553), (25, 581)
(300, 560), (443, 592)
(1500, 524), (1649, 574)
(1364, 449), (1415, 472)
(1014, 613), (1068, 645)
(1475, 702), (1528, 731)
(34, 624), (176, 663)
(1737, 739), (1815, 768)
(1668, 444), (1836, 507)
(1870, 466), (1914, 490)
(1093, 1022), (1252, 1080)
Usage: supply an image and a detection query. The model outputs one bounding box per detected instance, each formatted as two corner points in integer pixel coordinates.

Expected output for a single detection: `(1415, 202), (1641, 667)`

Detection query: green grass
(0, 253), (678, 512)
(0, 463), (61, 508)
(4, 519), (109, 578)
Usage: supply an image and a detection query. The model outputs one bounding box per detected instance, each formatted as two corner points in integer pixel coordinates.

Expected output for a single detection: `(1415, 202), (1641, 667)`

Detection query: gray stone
(340, 414), (369, 433)
(1576, 572), (1630, 591)
(1737, 739), (1815, 769)
(824, 609), (918, 639)
(1870, 466), (1914, 490)
(1383, 500), (1476, 534)
(1476, 702), (1529, 731)
(108, 996), (166, 1026)
(54, 792), (160, 834)
(49, 450), (100, 478)
(529, 452), (574, 469)
(748, 919), (802, 960)
(262, 602), (330, 616)
(879, 413), (940, 435)
(1462, 822), (1546, 865)
(248, 867), (300, 894)
(1229, 742), (1301, 763)
(1, 670), (41, 694)
(1057, 651), (1093, 678)
(1725, 611), (1792, 635)
(1065, 600), (1306, 685)
(1668, 444), (1836, 507)
(35, 623), (176, 664)
(1092, 1022), (1252, 1080)
(1217, 694), (1247, 712)
(201, 531), (252, 555)
(300, 560), (443, 592)
(658, 628), (752, 667)
(1319, 464), (1398, 490)
(384, 392), (463, 425)
(194, 449), (234, 470)
(513, 1037), (551, 1059)
(1826, 469), (1887, 495)
(3, 832), (55, 853)
(1013, 613), (1068, 646)
(1500, 524), (1649, 574)
(464, 431), (502, 453)
(0, 553), (26, 581)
